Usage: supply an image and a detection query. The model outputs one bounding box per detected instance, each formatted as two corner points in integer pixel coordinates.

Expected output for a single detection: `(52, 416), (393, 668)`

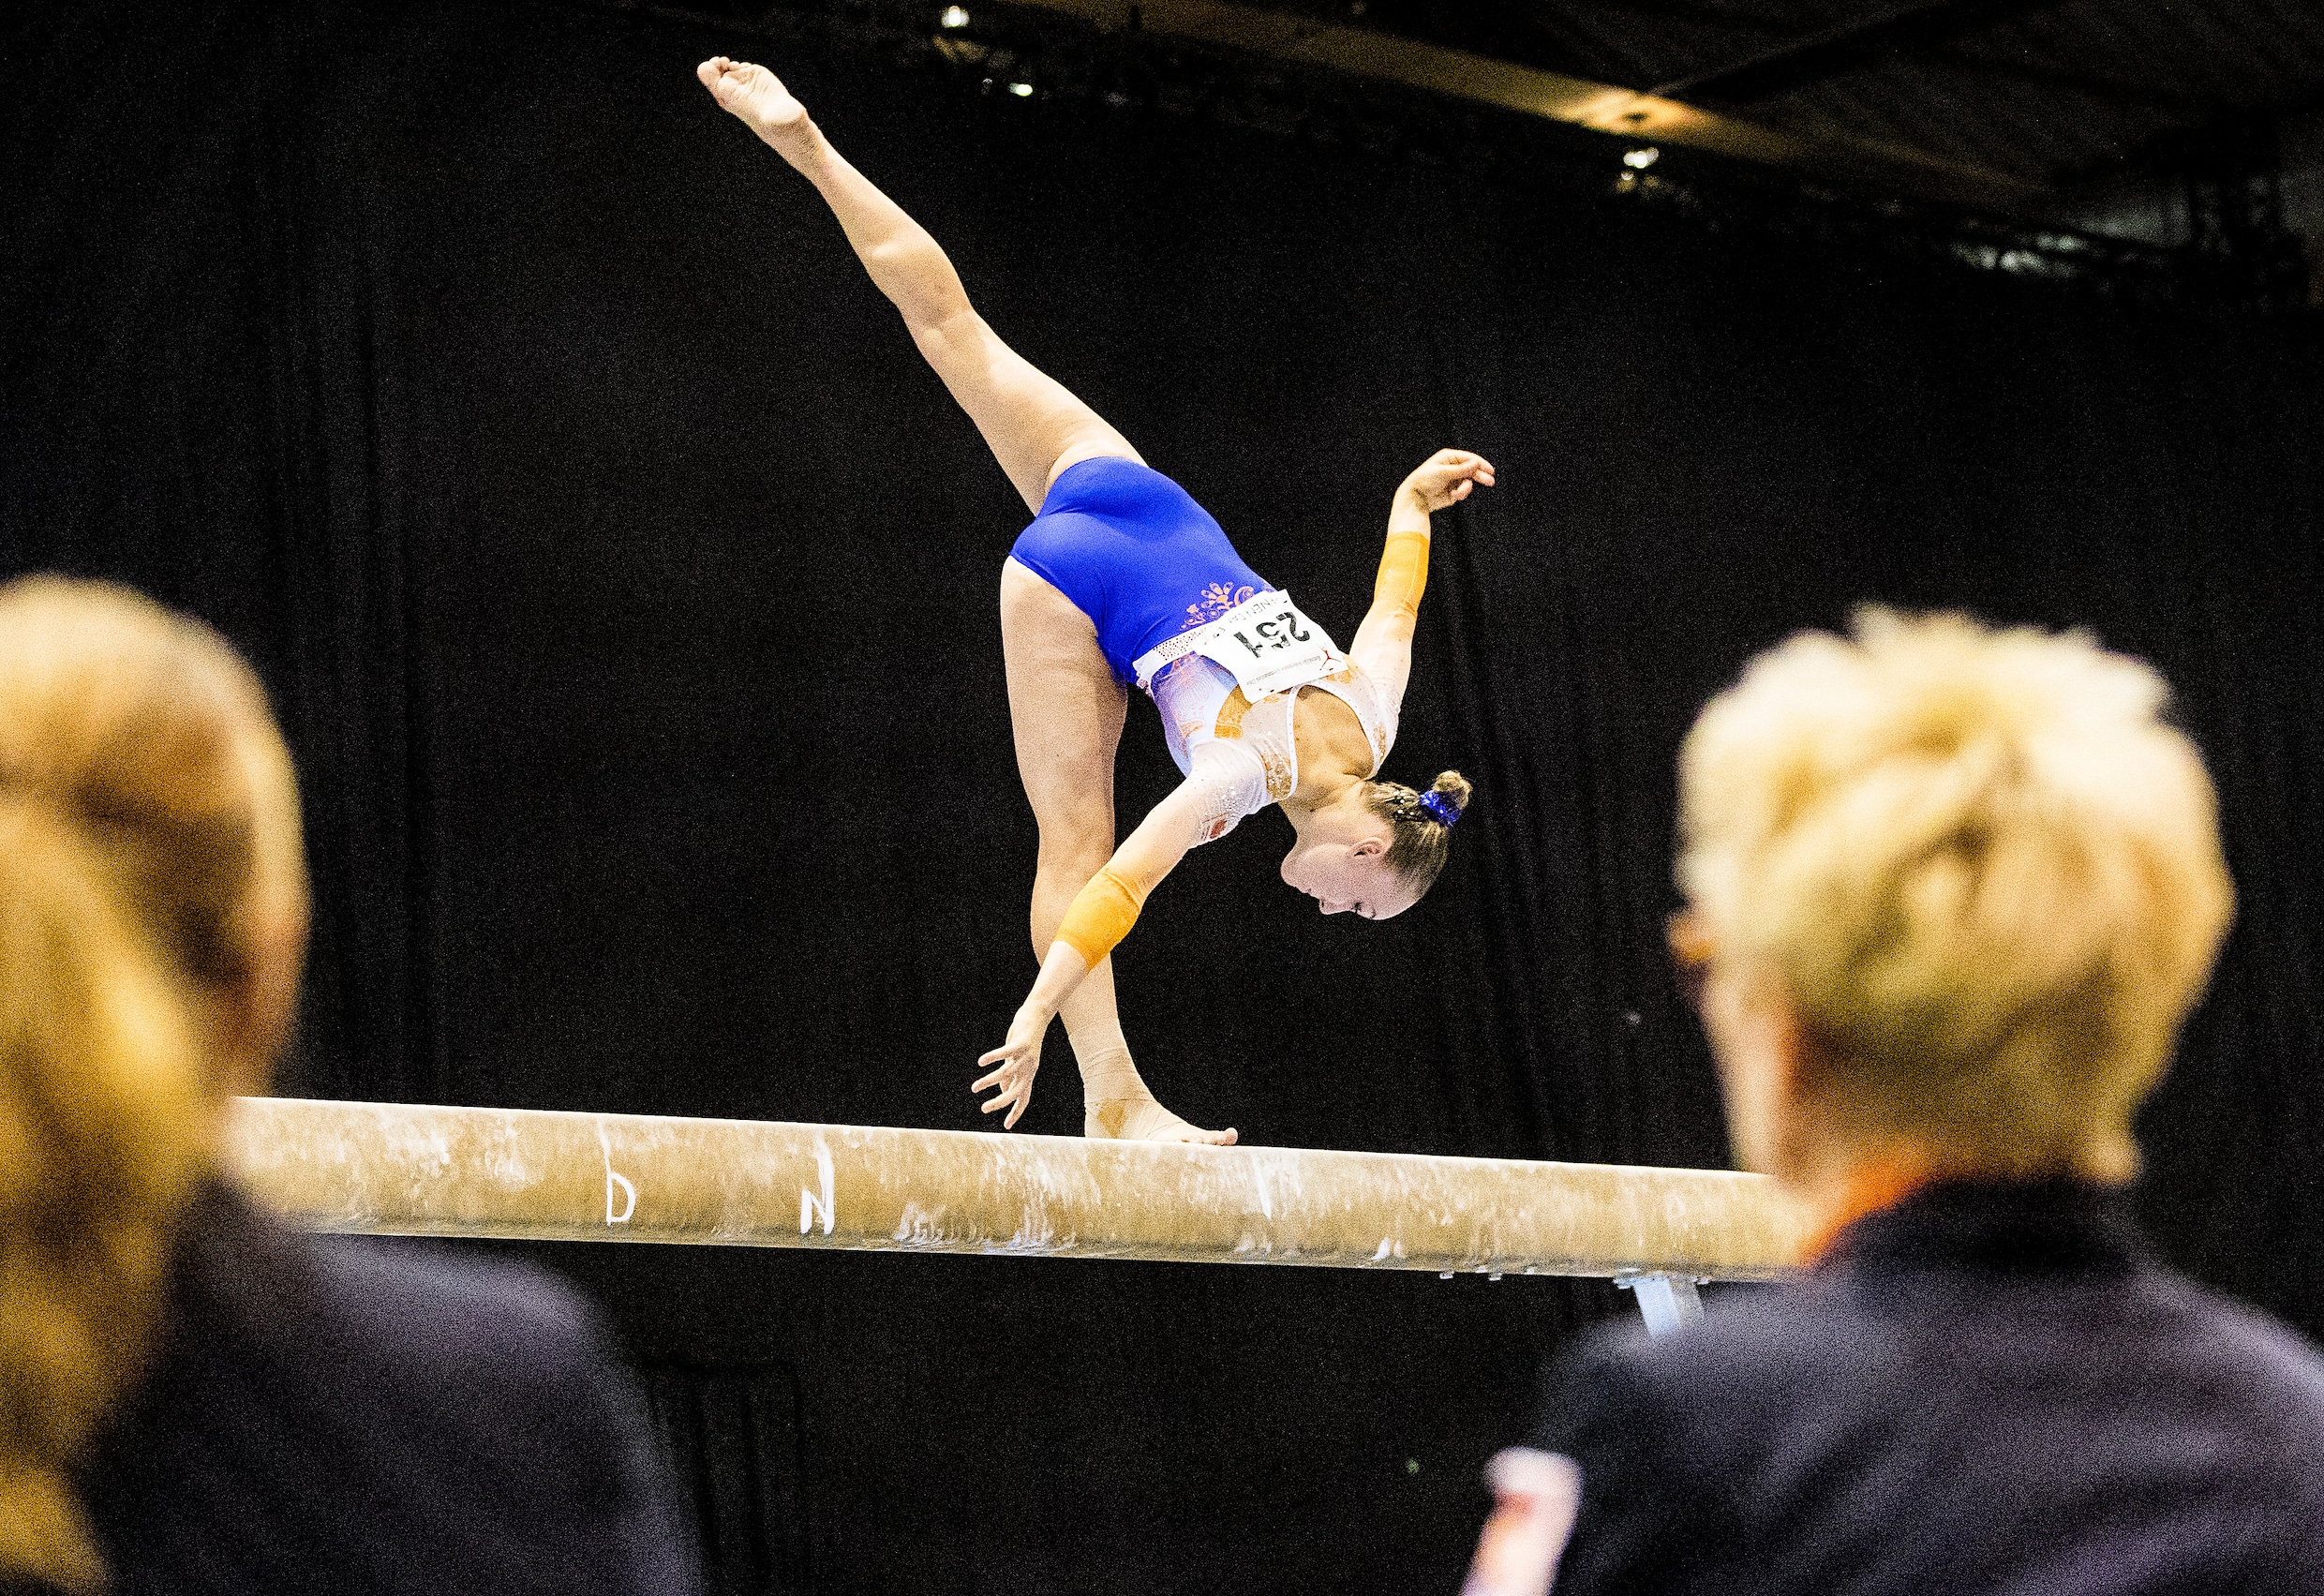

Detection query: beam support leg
(1615, 1272), (1705, 1336)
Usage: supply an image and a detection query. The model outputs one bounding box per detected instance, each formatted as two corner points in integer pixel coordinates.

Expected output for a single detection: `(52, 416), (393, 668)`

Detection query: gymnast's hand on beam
(974, 1004), (1050, 1129)
(1398, 449), (1496, 514)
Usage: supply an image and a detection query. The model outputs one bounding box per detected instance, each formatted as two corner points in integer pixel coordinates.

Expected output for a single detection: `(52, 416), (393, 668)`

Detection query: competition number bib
(1132, 589), (1344, 697)
(1200, 590), (1339, 699)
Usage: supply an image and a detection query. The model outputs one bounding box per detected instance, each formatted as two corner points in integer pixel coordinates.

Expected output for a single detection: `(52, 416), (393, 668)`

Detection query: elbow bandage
(1053, 866), (1150, 969)
(1375, 530), (1430, 621)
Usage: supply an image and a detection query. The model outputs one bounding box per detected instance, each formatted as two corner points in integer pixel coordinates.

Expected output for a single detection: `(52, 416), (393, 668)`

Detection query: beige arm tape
(1375, 530), (1430, 622)
(1052, 865), (1151, 969)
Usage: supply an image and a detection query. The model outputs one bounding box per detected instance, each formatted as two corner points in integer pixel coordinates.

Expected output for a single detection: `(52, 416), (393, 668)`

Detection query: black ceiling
(1280, 0), (2322, 194)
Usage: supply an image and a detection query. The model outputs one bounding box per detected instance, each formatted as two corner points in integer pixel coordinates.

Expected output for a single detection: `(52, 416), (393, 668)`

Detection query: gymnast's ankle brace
(1077, 1046), (1155, 1104)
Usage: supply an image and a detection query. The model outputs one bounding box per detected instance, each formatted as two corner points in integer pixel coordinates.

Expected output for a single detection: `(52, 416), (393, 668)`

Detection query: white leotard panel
(1180, 737), (1272, 844)
(1149, 649), (1399, 845)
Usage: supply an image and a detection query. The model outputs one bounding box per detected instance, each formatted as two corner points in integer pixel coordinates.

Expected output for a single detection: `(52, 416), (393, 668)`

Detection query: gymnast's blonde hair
(1365, 770), (1473, 893)
(0, 575), (305, 1589)
(1676, 607), (2232, 1183)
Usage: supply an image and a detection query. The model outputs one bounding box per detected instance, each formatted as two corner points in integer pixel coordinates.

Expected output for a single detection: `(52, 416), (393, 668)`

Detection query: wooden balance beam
(228, 1098), (1804, 1315)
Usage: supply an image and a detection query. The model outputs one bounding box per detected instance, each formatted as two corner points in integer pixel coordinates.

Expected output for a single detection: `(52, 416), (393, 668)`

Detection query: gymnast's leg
(701, 57), (1231, 1143)
(1001, 562), (1235, 1144)
(696, 56), (1133, 511)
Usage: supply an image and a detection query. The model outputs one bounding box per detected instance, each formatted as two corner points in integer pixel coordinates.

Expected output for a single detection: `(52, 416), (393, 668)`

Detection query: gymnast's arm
(696, 57), (1137, 512)
(1348, 449), (1496, 712)
(971, 767), (1242, 1125)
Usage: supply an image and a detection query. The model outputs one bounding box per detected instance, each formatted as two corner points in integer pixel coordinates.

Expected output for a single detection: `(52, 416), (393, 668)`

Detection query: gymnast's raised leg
(699, 56), (1233, 1144)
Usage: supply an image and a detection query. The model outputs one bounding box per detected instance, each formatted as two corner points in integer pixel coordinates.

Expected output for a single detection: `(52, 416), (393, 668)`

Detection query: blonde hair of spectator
(0, 576), (305, 1590)
(1676, 607), (2232, 1185)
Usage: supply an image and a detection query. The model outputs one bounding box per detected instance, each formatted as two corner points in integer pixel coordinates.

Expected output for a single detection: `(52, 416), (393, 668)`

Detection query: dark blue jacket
(1531, 1180), (2324, 1595)
(80, 1185), (700, 1596)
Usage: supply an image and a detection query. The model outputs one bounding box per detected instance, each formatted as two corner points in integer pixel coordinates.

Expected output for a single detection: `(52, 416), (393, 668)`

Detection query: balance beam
(229, 1097), (1804, 1282)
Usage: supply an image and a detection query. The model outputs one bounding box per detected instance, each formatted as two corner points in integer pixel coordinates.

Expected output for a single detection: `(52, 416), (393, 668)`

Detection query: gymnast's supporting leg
(1001, 562), (1235, 1144)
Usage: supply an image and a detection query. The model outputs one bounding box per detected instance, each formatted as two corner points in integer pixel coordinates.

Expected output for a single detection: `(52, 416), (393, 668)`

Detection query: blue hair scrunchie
(1418, 788), (1462, 828)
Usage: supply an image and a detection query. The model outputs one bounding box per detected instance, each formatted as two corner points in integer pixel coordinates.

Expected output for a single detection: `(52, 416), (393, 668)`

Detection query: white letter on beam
(598, 1123), (637, 1227)
(800, 1137), (835, 1236)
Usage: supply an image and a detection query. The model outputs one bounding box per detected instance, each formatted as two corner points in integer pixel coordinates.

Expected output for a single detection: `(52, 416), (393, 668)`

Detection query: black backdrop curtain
(5, 4), (2322, 1592)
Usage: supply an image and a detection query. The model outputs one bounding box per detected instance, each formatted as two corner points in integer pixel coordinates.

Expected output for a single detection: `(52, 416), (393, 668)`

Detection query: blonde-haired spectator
(1676, 606), (2231, 1200)
(0, 575), (698, 1595)
(1469, 609), (2324, 1596)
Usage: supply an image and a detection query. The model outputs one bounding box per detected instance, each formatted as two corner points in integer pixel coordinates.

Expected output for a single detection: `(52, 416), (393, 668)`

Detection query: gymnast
(698, 57), (1488, 1143)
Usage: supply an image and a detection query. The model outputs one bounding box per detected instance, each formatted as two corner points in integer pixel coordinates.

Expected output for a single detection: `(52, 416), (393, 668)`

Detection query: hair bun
(1418, 769), (1471, 828)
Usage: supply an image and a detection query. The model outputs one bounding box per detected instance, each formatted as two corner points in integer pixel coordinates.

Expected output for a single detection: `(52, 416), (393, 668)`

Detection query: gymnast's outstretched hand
(1400, 449), (1496, 513)
(973, 1003), (1048, 1129)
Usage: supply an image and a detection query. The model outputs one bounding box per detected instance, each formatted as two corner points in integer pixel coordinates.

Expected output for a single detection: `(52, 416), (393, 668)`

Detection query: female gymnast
(699, 57), (1490, 1144)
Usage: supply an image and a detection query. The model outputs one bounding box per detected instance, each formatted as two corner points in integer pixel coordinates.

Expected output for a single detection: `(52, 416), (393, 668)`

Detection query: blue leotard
(1008, 457), (1273, 685)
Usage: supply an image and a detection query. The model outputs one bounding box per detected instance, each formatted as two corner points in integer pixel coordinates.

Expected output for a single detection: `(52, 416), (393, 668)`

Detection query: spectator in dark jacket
(0, 575), (697, 1595)
(1466, 608), (2324, 1596)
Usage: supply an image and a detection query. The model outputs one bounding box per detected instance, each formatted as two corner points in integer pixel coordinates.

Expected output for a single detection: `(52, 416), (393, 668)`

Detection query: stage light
(1623, 147), (1661, 170)
(941, 6), (969, 25)
(1009, 81), (1034, 96)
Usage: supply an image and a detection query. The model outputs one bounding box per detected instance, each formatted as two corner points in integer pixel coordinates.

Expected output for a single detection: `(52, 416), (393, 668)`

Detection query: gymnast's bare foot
(1085, 1092), (1238, 1146)
(696, 56), (810, 149)
(1076, 1047), (1234, 1143)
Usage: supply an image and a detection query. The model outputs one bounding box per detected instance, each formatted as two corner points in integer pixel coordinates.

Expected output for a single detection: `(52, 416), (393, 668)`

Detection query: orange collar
(1799, 1159), (1941, 1266)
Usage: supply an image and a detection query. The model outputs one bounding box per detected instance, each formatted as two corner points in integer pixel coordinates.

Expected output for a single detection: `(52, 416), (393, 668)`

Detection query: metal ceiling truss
(585, 0), (2291, 308)
(1563, 0), (2208, 115)
(1644, 0), (2078, 102)
(1003, 0), (2047, 207)
(2163, 114), (2311, 306)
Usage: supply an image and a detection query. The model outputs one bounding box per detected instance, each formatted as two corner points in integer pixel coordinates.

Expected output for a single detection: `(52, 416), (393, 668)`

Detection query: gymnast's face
(1280, 837), (1419, 921)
